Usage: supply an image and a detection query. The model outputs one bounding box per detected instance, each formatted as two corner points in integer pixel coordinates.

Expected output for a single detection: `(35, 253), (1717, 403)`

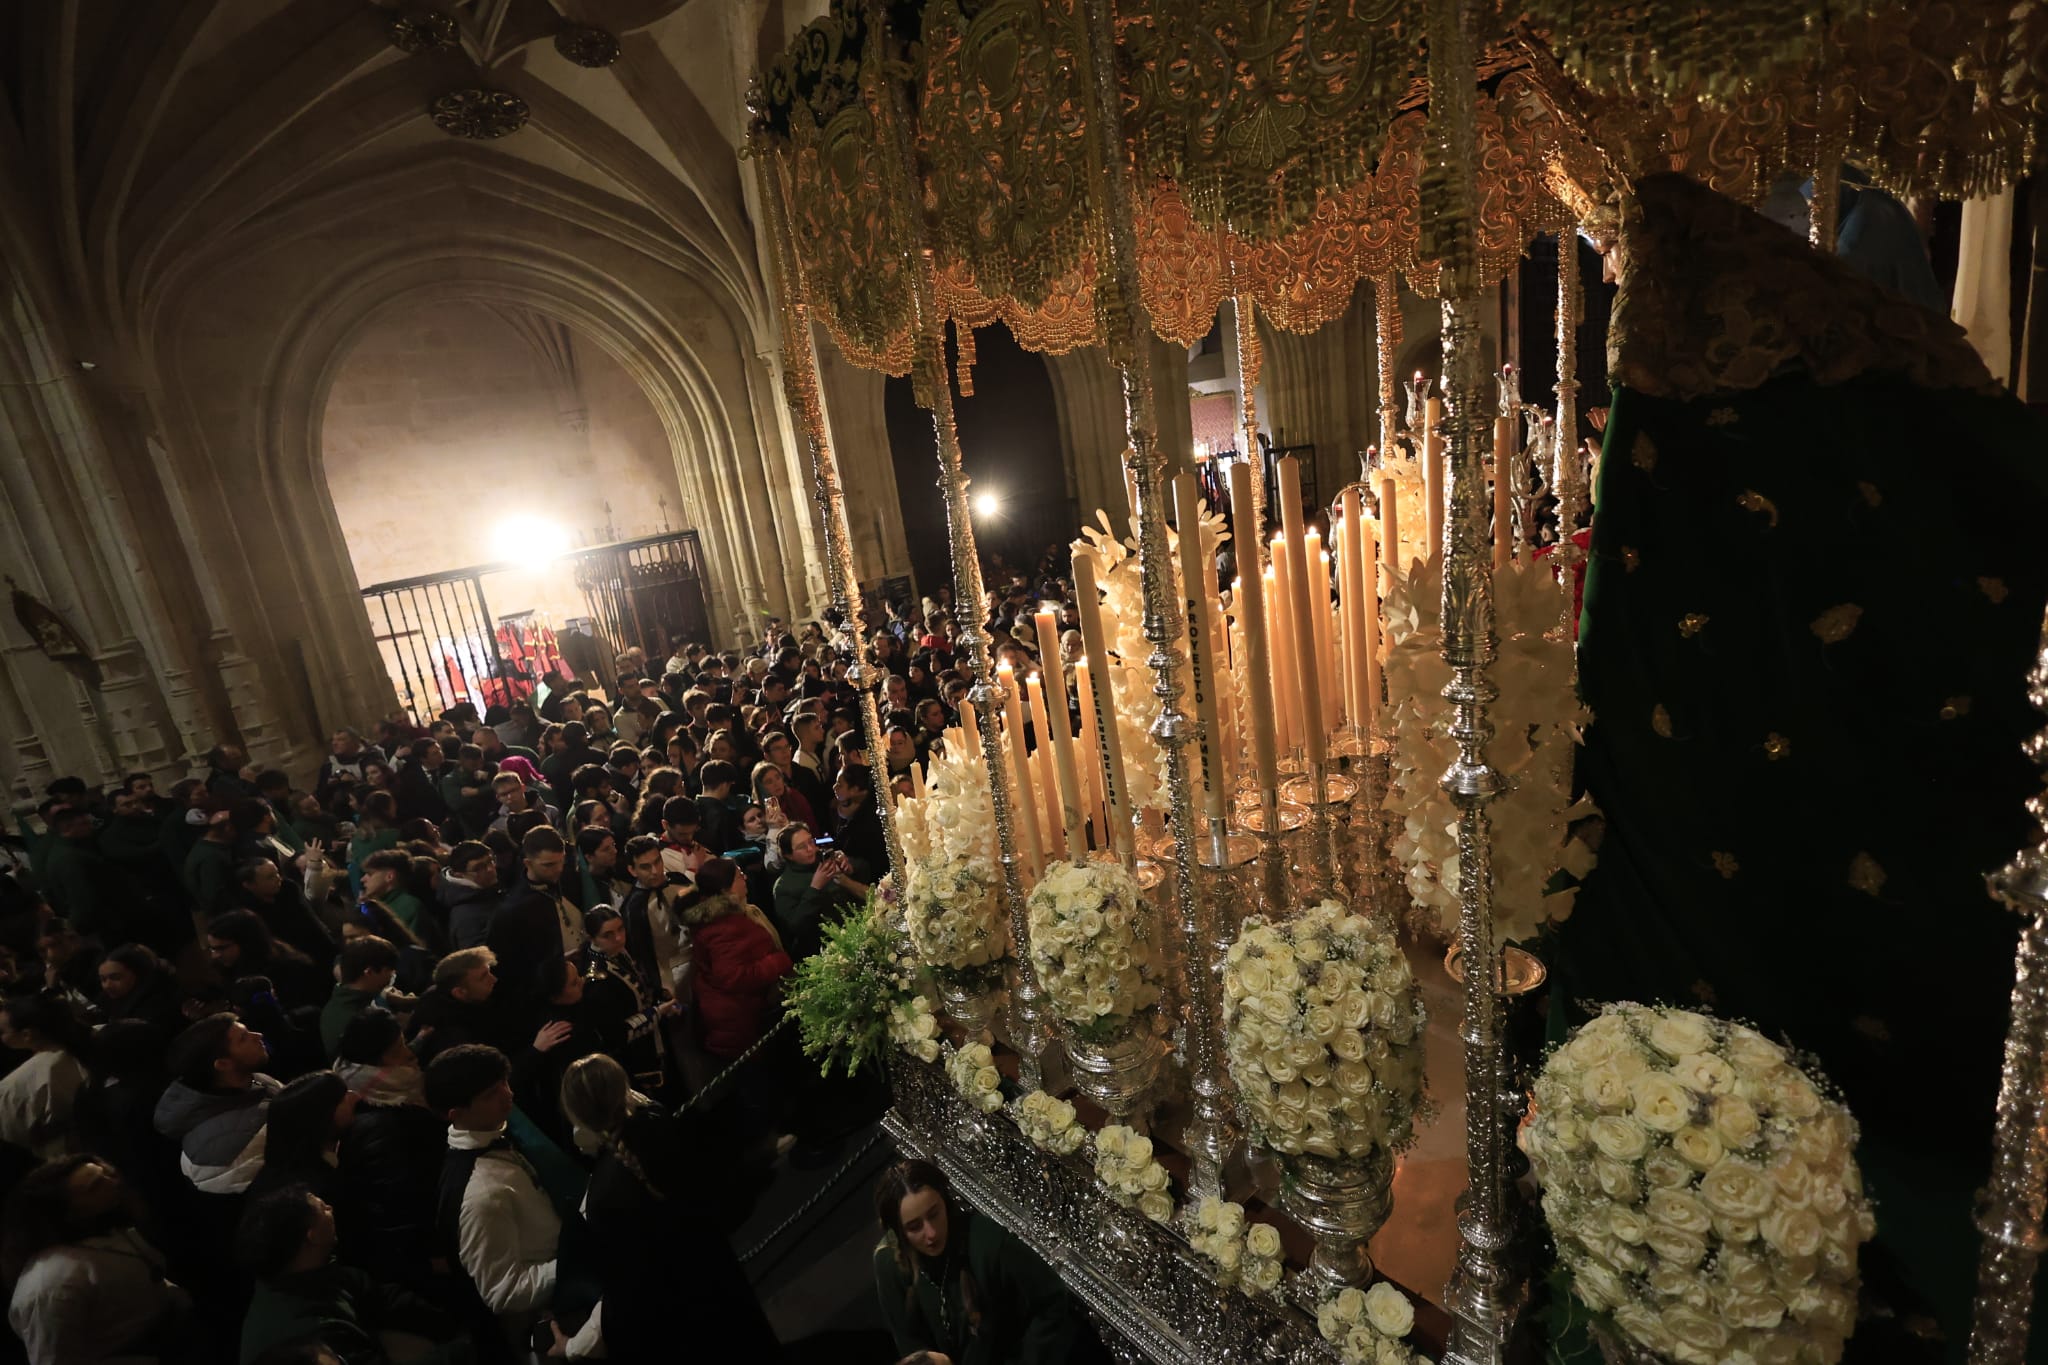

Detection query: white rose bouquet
(1026, 860), (1162, 1043)
(1316, 1283), (1432, 1365)
(944, 1040), (1005, 1114)
(904, 852), (1008, 992)
(1221, 900), (1427, 1160)
(887, 994), (942, 1064)
(1093, 1124), (1174, 1223)
(1522, 1004), (1875, 1365)
(1014, 1089), (1087, 1156)
(1187, 1197), (1286, 1295)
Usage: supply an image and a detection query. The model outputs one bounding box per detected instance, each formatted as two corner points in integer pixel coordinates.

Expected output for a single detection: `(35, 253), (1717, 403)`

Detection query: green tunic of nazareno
(871, 1208), (1082, 1365)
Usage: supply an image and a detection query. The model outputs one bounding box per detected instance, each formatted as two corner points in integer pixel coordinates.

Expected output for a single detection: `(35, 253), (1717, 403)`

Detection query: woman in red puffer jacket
(687, 857), (793, 1060)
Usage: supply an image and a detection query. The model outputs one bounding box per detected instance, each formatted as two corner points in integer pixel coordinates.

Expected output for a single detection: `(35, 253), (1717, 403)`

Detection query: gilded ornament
(1677, 612), (1709, 638)
(1809, 603), (1863, 644)
(1763, 732), (1791, 760)
(1858, 481), (1883, 507)
(1710, 851), (1740, 878)
(1651, 704), (1673, 737)
(1630, 431), (1657, 470)
(1941, 696), (1973, 720)
(389, 9), (458, 53)
(1736, 489), (1780, 527)
(554, 24), (622, 68)
(1981, 576), (2011, 603)
(430, 88), (529, 140)
(1847, 851), (1887, 896)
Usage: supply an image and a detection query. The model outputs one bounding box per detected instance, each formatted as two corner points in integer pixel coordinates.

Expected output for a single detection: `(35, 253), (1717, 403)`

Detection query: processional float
(750, 1), (2048, 1361)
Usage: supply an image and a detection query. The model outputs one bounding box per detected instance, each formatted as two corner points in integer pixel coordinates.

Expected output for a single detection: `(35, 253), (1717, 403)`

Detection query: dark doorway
(884, 321), (1073, 596)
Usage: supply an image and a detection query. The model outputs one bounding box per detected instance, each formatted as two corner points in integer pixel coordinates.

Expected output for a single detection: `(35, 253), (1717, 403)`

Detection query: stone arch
(245, 245), (780, 735)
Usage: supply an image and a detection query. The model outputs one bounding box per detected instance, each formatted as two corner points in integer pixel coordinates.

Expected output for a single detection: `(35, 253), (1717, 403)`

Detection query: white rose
(1700, 1159), (1776, 1220)
(1608, 1206), (1649, 1244)
(1643, 1223), (1707, 1267)
(1363, 1281), (1415, 1338)
(1580, 1066), (1631, 1112)
(1245, 1223), (1282, 1259)
(1643, 1147), (1694, 1189)
(1769, 1072), (1823, 1120)
(1097, 1128), (1127, 1158)
(1670, 1125), (1725, 1170)
(1761, 1205), (1825, 1259)
(1574, 1258), (1627, 1310)
(1645, 1188), (1712, 1236)
(1244, 1257), (1283, 1293)
(1589, 1115), (1651, 1161)
(1712, 1094), (1762, 1149)
(1648, 1010), (1716, 1058)
(1594, 1157), (1640, 1203)
(1670, 1052), (1737, 1096)
(1630, 1072), (1696, 1133)
(1137, 1191), (1174, 1223)
(1661, 1305), (1729, 1355)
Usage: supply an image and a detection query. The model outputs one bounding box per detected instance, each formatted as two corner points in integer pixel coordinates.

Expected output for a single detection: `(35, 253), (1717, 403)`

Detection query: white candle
(1075, 659), (1105, 842)
(1024, 672), (1066, 862)
(996, 660), (1043, 878)
(1277, 457), (1326, 765)
(1227, 462), (1281, 797)
(1073, 549), (1135, 859)
(1174, 472), (1229, 818)
(1424, 394), (1444, 561)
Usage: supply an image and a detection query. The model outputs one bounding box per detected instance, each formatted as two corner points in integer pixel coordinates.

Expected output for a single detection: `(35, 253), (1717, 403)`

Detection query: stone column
(1044, 346), (1129, 522)
(816, 329), (912, 589)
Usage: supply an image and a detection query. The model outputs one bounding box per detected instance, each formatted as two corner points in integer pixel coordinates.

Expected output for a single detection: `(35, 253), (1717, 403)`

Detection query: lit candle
(1032, 606), (1073, 853)
(1424, 394), (1444, 561)
(996, 660), (1044, 878)
(1361, 505), (1382, 733)
(1024, 672), (1067, 862)
(1226, 461), (1281, 797)
(959, 697), (980, 754)
(1493, 413), (1514, 570)
(1038, 668), (1087, 857)
(1267, 550), (1296, 753)
(1075, 659), (1105, 841)
(1073, 549), (1135, 860)
(1277, 457), (1327, 766)
(1174, 472), (1228, 818)
(1340, 490), (1376, 734)
(1379, 474), (1401, 661)
(1304, 528), (1338, 732)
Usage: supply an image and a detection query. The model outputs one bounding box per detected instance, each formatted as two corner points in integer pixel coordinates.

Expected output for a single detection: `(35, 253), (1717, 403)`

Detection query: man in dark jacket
(485, 827), (583, 1030)
(395, 739), (452, 826)
(34, 805), (129, 939)
(404, 946), (520, 1065)
(827, 765), (888, 883)
(439, 842), (501, 950)
(539, 723), (604, 811)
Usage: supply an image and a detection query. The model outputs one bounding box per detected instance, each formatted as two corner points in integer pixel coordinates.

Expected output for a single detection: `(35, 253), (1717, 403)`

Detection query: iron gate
(360, 530), (711, 724)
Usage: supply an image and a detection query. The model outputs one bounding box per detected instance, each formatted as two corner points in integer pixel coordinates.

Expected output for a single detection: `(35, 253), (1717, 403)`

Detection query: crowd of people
(0, 557), (1113, 1365)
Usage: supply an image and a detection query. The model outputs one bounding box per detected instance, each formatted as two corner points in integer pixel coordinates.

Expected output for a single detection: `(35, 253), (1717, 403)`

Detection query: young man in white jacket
(427, 1044), (602, 1359)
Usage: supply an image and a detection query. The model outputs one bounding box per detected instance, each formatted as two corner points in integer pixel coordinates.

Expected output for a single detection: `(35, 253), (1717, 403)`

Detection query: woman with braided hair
(555, 1053), (772, 1360)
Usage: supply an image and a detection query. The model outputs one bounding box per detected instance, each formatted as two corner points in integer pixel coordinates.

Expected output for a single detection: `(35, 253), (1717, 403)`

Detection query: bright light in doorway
(973, 491), (1002, 519)
(492, 515), (572, 561)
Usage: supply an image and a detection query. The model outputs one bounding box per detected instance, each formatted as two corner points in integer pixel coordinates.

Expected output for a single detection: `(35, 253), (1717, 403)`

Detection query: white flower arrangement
(1093, 1124), (1174, 1223)
(944, 1040), (1005, 1114)
(1074, 516), (1168, 814)
(1316, 1282), (1432, 1365)
(1013, 1089), (1087, 1156)
(904, 852), (1008, 990)
(895, 735), (997, 868)
(1221, 900), (1426, 1161)
(888, 994), (942, 1064)
(1186, 1196), (1286, 1295)
(1380, 555), (1598, 944)
(1521, 1004), (1875, 1365)
(1026, 859), (1163, 1042)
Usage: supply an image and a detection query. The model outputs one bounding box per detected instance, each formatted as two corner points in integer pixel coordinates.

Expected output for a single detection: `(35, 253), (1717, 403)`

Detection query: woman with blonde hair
(557, 1053), (773, 1360)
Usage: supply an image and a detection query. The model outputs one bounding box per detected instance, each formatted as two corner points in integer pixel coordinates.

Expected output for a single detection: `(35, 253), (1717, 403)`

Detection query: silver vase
(1065, 1022), (1161, 1125)
(1278, 1148), (1394, 1302)
(938, 978), (1005, 1043)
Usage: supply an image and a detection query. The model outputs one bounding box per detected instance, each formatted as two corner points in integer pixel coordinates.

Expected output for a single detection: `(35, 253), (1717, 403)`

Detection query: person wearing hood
(331, 1010), (445, 1284)
(439, 842), (501, 950)
(153, 1014), (281, 1194)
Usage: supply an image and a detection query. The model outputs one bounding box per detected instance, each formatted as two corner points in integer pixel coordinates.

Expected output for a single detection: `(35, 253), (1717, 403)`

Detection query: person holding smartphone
(770, 826), (866, 963)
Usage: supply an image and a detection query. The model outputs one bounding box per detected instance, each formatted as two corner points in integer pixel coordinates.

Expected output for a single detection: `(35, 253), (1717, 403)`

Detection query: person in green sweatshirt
(235, 1184), (469, 1365)
(319, 935), (399, 1057)
(872, 1159), (1086, 1365)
